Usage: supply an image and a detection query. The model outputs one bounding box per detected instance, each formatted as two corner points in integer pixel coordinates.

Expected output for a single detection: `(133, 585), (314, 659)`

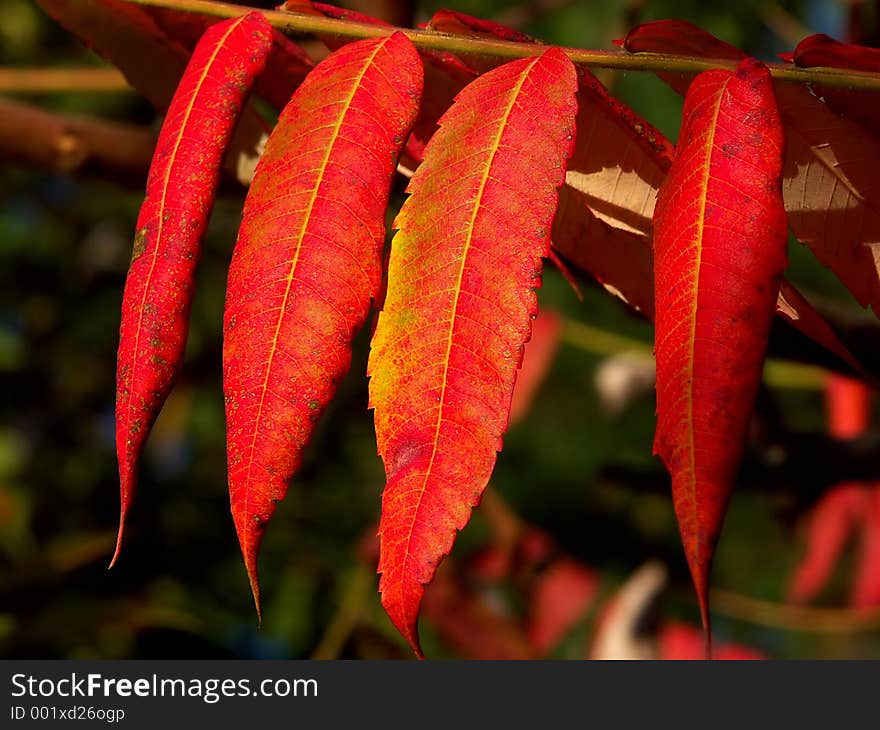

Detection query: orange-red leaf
(624, 20), (880, 317)
(113, 12), (272, 566)
(223, 33), (422, 614)
(653, 59), (788, 637)
(368, 48), (578, 656)
(35, 0), (268, 186)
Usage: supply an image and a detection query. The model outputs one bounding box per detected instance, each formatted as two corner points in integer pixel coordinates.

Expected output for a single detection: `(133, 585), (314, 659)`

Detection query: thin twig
(310, 564), (373, 660)
(118, 0), (880, 91)
(0, 67), (130, 94)
(562, 318), (827, 390)
(712, 588), (880, 633)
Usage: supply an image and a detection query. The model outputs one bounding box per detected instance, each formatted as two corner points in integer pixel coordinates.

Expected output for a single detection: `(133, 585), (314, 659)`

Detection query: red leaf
(422, 9), (535, 75)
(421, 565), (536, 659)
(852, 489), (880, 608)
(280, 0), (389, 27)
(774, 282), (869, 379)
(623, 20), (742, 96)
(223, 33), (422, 614)
(526, 558), (599, 653)
(112, 12), (272, 566)
(653, 59), (788, 635)
(147, 7), (314, 111)
(545, 27), (863, 375)
(789, 376), (876, 605)
(790, 34), (880, 137)
(788, 483), (867, 603)
(35, 0), (268, 186)
(794, 33), (880, 69)
(508, 308), (562, 427)
(368, 48), (578, 655)
(624, 20), (880, 317)
(826, 374), (871, 438)
(659, 621), (766, 660)
(425, 9), (534, 43)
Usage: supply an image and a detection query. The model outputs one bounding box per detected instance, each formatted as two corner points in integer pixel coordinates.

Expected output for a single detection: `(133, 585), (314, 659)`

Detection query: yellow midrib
(400, 56), (540, 574)
(125, 18), (243, 443)
(684, 77), (728, 552)
(241, 39), (388, 543)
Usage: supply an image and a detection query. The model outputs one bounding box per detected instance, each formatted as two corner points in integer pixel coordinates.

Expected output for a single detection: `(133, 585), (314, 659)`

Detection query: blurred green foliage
(1, 0), (879, 660)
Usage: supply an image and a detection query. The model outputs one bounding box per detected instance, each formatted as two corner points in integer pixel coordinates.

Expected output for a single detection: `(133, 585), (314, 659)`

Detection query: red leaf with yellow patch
(113, 12), (272, 566)
(652, 59), (788, 638)
(368, 48), (578, 656)
(223, 33), (422, 614)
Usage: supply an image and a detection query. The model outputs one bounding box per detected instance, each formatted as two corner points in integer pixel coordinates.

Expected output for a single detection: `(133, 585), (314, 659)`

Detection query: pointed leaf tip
(223, 32), (423, 609)
(652, 58), (787, 639)
(369, 46), (578, 655)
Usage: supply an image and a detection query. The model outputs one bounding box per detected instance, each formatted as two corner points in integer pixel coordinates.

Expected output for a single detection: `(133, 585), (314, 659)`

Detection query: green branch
(120, 0), (880, 91)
